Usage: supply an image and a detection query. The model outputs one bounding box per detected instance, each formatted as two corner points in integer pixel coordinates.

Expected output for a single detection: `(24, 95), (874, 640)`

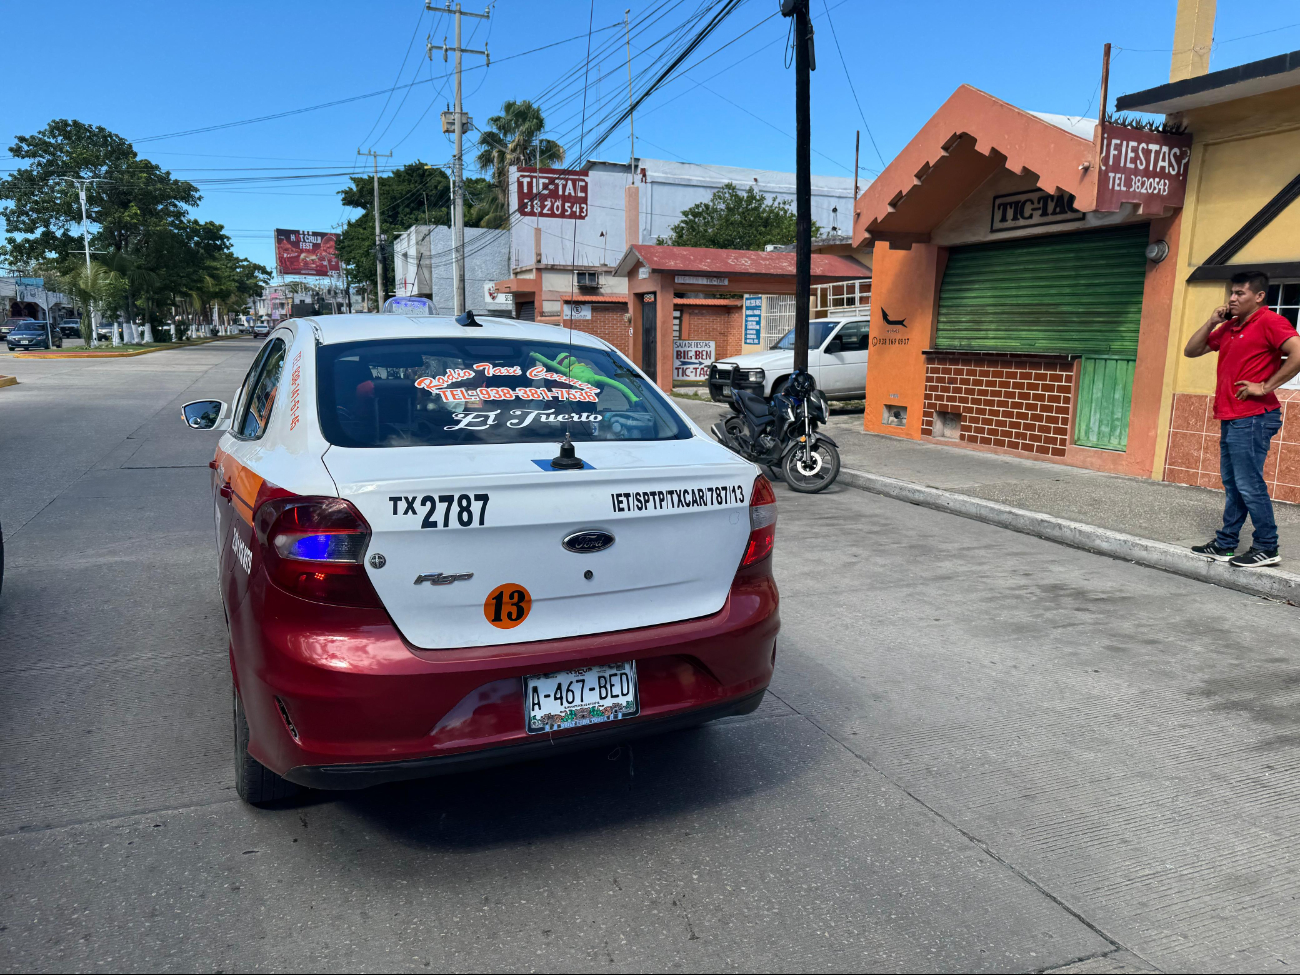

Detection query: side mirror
(824, 339), (842, 354)
(181, 400), (227, 430)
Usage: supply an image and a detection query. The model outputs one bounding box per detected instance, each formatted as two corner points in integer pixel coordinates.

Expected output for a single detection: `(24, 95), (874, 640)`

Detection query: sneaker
(1229, 548), (1281, 569)
(1191, 541), (1236, 561)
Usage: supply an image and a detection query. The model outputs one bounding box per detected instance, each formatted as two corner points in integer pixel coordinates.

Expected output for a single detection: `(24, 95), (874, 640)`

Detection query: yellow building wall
(1152, 86), (1300, 476)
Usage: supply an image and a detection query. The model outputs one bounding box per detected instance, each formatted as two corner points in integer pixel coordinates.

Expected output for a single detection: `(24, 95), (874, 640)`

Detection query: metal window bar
(763, 294), (794, 349)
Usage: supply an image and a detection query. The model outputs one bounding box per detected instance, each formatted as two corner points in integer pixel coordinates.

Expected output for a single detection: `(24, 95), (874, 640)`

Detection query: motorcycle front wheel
(781, 440), (841, 493)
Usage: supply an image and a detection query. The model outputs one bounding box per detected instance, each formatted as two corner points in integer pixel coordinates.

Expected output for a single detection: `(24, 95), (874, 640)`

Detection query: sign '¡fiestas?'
(1096, 123), (1192, 214)
(516, 167), (588, 220)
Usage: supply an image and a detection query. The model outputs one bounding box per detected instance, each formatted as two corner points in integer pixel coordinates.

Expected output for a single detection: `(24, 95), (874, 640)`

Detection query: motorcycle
(710, 372), (841, 493)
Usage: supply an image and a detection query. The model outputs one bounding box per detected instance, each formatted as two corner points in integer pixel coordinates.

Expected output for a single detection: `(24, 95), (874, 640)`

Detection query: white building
(393, 225), (512, 315)
(499, 156), (858, 322)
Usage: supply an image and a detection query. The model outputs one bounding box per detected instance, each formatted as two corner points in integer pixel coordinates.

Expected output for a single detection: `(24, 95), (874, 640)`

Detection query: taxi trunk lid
(323, 439), (757, 650)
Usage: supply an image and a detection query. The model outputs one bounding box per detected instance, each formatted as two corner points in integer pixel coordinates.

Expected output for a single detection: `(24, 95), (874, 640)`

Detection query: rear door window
(317, 337), (691, 447)
(835, 320), (870, 351)
(234, 338), (287, 440)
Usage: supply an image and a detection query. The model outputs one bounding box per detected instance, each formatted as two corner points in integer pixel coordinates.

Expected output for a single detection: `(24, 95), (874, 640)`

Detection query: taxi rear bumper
(230, 560), (779, 787)
(285, 688), (765, 789)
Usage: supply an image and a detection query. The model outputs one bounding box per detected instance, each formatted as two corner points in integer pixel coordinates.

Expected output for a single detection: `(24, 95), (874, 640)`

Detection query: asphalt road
(2, 338), (1298, 973)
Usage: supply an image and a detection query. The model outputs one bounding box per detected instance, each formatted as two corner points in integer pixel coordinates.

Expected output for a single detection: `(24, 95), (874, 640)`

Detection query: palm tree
(67, 263), (119, 347)
(474, 100), (565, 226)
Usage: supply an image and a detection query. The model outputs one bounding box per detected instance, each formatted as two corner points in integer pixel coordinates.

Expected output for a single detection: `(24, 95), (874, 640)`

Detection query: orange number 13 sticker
(484, 583), (532, 629)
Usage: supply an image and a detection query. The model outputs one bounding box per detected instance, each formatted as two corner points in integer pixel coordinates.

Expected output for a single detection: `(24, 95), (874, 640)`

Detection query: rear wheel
(782, 439), (841, 493)
(233, 683), (300, 805)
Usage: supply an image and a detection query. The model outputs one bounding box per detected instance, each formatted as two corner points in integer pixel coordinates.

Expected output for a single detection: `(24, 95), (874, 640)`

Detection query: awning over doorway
(853, 85), (1099, 251)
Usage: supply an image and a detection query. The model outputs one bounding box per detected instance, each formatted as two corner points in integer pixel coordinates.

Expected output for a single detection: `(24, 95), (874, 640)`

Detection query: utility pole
(780, 0), (815, 379)
(429, 2), (490, 316)
(357, 148), (392, 311)
(1092, 43), (1112, 176)
(853, 130), (860, 204)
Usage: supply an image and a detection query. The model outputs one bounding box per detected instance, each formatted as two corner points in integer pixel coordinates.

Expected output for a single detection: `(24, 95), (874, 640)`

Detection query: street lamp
(53, 176), (114, 346)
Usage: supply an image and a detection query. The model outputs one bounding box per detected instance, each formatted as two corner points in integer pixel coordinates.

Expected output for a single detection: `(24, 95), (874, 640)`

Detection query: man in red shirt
(1184, 270), (1300, 567)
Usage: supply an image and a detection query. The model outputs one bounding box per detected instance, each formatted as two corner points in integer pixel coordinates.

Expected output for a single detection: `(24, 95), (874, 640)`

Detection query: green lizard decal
(529, 351), (639, 402)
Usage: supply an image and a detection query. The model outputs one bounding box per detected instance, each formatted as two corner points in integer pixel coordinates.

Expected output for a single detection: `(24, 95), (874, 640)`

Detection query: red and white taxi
(182, 312), (779, 803)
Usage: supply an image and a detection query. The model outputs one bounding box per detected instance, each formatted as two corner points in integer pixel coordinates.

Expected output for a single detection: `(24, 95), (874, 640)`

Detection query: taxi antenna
(550, 432), (585, 470)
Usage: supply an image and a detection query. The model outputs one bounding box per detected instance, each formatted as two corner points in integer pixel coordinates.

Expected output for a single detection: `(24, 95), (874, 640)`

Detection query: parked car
(0, 317), (32, 337)
(96, 321), (122, 341)
(59, 318), (82, 337)
(179, 314), (778, 804)
(708, 316), (871, 401)
(6, 320), (63, 351)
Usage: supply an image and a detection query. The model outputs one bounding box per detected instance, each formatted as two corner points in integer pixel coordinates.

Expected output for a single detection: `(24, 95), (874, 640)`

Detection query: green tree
(337, 161), (454, 297)
(474, 100), (564, 228)
(0, 119), (199, 269)
(0, 119), (263, 340)
(660, 183), (820, 251)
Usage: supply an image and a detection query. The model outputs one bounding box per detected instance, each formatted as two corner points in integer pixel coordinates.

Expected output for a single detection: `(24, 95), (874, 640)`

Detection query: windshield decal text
(444, 409), (604, 431)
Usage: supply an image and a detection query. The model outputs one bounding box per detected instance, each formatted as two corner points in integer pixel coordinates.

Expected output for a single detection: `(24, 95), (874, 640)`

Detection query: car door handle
(219, 481), (233, 501)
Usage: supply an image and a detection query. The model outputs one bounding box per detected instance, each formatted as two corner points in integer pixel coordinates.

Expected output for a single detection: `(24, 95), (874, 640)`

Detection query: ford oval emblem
(562, 529), (615, 554)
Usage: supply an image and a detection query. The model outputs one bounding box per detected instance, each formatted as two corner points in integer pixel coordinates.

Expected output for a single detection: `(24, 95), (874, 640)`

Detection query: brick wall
(680, 304), (743, 360)
(922, 353), (1074, 458)
(564, 301), (632, 357)
(1164, 390), (1300, 504)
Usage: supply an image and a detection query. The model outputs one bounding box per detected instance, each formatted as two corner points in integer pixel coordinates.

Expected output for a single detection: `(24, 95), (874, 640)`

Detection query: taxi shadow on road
(288, 702), (817, 849)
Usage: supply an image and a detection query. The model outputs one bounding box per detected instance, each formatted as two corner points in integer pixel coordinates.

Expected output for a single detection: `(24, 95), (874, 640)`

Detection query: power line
(132, 24), (626, 145)
(819, 0), (885, 170)
(358, 6), (427, 150)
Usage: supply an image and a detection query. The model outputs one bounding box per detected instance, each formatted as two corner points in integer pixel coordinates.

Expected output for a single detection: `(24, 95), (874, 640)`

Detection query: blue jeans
(1216, 409), (1284, 552)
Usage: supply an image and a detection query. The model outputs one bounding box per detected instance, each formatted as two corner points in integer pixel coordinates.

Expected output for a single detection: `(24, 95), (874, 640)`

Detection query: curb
(12, 337), (226, 359)
(0, 375), (16, 388)
(839, 467), (1300, 607)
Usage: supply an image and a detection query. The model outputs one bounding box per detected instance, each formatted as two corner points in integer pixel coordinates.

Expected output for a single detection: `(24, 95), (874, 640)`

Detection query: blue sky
(4, 0), (1299, 272)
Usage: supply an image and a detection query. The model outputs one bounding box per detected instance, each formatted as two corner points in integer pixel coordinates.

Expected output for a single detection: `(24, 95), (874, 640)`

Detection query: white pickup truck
(707, 316), (870, 401)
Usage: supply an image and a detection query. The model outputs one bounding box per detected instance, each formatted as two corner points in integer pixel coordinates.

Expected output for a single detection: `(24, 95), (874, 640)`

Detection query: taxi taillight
(741, 475), (777, 567)
(254, 496), (381, 608)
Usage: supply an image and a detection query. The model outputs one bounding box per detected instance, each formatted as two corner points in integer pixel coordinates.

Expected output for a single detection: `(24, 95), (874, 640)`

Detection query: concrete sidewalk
(673, 393), (1300, 602)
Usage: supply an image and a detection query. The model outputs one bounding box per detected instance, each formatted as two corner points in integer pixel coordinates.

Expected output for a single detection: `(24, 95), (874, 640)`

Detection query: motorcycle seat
(735, 390), (772, 418)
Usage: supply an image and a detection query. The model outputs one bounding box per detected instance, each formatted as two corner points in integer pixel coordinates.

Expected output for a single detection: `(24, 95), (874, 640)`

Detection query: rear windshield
(317, 337), (691, 447)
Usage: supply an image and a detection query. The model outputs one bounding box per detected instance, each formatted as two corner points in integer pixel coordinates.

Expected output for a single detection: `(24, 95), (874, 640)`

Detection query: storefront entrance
(934, 224), (1149, 451)
(640, 296), (657, 383)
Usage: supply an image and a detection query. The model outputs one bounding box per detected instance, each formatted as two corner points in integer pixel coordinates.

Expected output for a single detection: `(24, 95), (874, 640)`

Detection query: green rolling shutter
(935, 225), (1149, 355)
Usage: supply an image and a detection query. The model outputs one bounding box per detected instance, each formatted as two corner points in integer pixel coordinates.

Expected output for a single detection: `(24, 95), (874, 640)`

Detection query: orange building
(853, 85), (1182, 476)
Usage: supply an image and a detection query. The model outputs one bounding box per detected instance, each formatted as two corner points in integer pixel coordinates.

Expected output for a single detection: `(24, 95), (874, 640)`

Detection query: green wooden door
(1074, 356), (1135, 451)
(935, 224), (1149, 354)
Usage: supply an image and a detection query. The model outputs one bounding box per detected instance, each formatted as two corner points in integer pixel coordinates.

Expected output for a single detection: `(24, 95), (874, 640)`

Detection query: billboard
(1096, 124), (1193, 215)
(275, 229), (340, 277)
(516, 167), (589, 220)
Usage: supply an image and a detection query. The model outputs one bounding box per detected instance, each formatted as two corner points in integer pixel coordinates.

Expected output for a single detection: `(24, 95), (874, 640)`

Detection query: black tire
(233, 683), (300, 805)
(781, 439), (841, 493)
